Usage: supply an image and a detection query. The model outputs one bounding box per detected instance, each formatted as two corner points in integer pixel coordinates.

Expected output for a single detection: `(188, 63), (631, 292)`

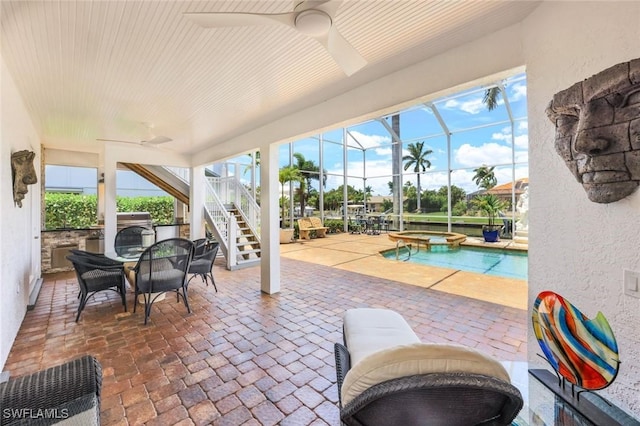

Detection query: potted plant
(473, 193), (506, 242)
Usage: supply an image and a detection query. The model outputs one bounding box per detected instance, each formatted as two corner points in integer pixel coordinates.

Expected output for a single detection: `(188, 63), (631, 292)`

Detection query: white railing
(164, 166), (190, 184)
(204, 179), (231, 259)
(204, 176), (261, 269)
(208, 176), (260, 239)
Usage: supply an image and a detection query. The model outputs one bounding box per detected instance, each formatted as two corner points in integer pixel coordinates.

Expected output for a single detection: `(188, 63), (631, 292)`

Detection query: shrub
(324, 219), (343, 233)
(44, 193), (175, 229)
(45, 193), (97, 229)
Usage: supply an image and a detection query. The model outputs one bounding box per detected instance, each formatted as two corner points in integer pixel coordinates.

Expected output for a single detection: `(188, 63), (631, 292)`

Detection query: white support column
(190, 165), (205, 239)
(103, 149), (118, 254)
(259, 142), (280, 295)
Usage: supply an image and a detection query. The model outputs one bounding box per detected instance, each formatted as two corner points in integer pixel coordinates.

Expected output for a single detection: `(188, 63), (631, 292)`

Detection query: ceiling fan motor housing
(295, 9), (332, 36)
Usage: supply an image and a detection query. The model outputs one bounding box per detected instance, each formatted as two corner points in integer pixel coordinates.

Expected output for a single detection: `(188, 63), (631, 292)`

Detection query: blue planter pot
(482, 228), (500, 242)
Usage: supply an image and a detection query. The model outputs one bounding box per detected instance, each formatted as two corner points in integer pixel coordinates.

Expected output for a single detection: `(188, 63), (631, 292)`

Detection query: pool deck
(280, 232), (528, 310)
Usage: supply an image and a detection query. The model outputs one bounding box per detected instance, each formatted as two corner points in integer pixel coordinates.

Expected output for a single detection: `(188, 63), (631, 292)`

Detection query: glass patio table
(104, 247), (167, 303)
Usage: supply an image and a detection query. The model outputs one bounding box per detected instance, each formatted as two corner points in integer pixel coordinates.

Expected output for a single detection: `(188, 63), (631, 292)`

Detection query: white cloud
(490, 125), (528, 148)
(491, 130), (510, 142)
(454, 143), (514, 167)
(510, 82), (527, 101)
(514, 134), (528, 148)
(346, 131), (390, 150)
(375, 147), (392, 156)
(443, 97), (485, 115)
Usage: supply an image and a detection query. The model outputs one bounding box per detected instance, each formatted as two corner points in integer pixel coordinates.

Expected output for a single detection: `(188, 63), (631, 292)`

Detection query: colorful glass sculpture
(532, 291), (619, 390)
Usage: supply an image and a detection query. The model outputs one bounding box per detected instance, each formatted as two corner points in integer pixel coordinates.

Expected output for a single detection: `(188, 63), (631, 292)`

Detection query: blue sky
(243, 72), (529, 197)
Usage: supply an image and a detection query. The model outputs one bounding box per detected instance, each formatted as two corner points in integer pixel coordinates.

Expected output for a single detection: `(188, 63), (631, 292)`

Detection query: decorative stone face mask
(11, 150), (37, 208)
(546, 58), (640, 203)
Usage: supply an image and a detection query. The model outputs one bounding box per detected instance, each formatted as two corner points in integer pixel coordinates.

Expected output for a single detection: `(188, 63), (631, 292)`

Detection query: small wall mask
(546, 58), (640, 203)
(11, 150), (37, 208)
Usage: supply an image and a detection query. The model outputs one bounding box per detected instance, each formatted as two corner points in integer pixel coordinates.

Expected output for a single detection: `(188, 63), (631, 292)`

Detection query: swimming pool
(383, 245), (528, 280)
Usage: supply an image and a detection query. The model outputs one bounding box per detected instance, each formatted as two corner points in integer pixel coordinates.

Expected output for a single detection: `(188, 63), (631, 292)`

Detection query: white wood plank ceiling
(0, 1), (539, 156)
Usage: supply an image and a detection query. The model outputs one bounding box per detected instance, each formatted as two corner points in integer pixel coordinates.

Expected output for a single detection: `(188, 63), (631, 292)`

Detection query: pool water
(384, 245), (528, 280)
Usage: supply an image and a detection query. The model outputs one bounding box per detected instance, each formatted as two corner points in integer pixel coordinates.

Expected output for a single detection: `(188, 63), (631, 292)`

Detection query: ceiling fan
(184, 0), (367, 76)
(97, 124), (172, 146)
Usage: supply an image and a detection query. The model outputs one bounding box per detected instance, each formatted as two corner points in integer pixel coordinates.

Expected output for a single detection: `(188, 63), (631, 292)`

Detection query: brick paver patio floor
(4, 254), (527, 425)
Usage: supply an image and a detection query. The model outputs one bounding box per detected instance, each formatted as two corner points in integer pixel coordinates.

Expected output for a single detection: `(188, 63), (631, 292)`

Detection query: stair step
(237, 241), (260, 247)
(236, 248), (261, 255)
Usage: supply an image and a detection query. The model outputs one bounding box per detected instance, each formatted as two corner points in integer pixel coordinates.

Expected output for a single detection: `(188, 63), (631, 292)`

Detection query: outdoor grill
(116, 212), (152, 231)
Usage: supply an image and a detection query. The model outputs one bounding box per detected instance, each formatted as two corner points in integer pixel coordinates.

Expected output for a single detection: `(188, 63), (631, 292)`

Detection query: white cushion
(341, 342), (511, 405)
(344, 308), (420, 366)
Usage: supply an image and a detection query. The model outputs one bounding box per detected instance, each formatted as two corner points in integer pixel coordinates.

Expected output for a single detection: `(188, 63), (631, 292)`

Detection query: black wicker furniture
(132, 238), (195, 325)
(334, 308), (523, 426)
(187, 241), (219, 292)
(114, 226), (148, 258)
(0, 355), (102, 425)
(66, 254), (127, 322)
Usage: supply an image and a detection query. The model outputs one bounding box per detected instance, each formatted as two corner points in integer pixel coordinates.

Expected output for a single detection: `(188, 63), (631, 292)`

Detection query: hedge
(44, 193), (174, 229)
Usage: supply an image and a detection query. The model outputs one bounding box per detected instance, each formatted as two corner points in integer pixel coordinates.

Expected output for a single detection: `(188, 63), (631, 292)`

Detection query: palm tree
(293, 153), (326, 216)
(402, 141), (432, 212)
(473, 165), (497, 190)
(363, 185), (372, 206)
(279, 166), (302, 228)
(483, 86), (501, 111)
(473, 193), (506, 229)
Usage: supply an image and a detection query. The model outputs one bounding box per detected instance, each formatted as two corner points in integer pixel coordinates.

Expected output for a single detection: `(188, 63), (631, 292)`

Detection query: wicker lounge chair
(0, 355), (102, 425)
(334, 308), (523, 426)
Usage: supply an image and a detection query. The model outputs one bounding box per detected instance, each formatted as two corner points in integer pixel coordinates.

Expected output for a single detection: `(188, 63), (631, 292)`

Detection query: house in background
(45, 165), (168, 197)
(367, 196), (393, 213)
(486, 178), (529, 208)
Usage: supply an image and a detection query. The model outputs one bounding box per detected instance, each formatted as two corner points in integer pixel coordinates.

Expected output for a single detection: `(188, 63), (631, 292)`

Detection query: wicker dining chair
(132, 238), (194, 325)
(67, 254), (128, 322)
(114, 226), (148, 257)
(187, 241), (219, 292)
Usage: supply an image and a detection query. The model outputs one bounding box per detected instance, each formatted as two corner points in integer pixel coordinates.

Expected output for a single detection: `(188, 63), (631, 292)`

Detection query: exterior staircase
(121, 163), (189, 204)
(120, 164), (261, 270)
(204, 176), (261, 270)
(227, 206), (261, 263)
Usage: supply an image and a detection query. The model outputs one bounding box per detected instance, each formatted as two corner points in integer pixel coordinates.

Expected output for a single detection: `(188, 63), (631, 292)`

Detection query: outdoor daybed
(334, 308), (523, 425)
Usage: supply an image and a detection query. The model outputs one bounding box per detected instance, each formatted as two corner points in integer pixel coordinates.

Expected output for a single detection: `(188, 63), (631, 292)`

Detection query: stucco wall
(523, 2), (640, 417)
(0, 51), (42, 370)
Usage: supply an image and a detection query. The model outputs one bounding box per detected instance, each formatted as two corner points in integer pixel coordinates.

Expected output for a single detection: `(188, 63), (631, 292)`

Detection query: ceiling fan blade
(316, 26), (366, 76)
(184, 12), (295, 29)
(97, 138), (139, 144)
(311, 0), (341, 17)
(142, 135), (172, 145)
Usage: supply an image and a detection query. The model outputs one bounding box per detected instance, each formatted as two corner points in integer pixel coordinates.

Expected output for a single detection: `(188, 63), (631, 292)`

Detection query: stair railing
(164, 166), (190, 184)
(209, 176), (260, 242)
(204, 178), (231, 263)
(206, 178), (257, 270)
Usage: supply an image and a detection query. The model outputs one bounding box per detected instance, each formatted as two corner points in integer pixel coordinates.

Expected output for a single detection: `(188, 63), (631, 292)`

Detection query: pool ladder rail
(395, 240), (424, 261)
(394, 238), (459, 261)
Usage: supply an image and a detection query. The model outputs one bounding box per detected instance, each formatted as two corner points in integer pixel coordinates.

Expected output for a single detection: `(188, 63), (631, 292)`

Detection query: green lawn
(401, 212), (501, 225)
